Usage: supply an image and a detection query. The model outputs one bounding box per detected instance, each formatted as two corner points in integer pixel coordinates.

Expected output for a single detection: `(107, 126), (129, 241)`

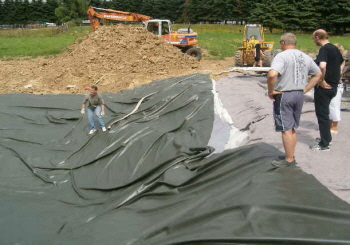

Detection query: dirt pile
(0, 25), (201, 94)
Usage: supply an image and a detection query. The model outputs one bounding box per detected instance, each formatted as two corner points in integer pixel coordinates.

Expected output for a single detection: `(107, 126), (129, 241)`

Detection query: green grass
(197, 32), (242, 60)
(263, 33), (350, 54)
(174, 24), (350, 59)
(1, 24), (350, 60)
(174, 24), (244, 59)
(0, 36), (77, 58)
(0, 26), (91, 59)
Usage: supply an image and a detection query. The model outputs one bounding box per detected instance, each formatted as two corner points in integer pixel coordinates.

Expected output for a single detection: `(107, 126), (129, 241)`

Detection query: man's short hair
(280, 33), (297, 46)
(91, 85), (98, 91)
(313, 29), (328, 40)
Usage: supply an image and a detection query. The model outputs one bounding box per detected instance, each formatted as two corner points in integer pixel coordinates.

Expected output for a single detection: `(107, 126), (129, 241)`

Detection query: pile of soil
(0, 25), (213, 94)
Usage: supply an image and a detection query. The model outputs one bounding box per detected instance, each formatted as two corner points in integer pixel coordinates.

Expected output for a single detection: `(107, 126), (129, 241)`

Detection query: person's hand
(101, 111), (105, 116)
(81, 109), (85, 115)
(268, 90), (283, 101)
(319, 80), (332, 89)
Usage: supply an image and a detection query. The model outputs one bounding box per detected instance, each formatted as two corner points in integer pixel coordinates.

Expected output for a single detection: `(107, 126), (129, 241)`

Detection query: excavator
(87, 6), (202, 60)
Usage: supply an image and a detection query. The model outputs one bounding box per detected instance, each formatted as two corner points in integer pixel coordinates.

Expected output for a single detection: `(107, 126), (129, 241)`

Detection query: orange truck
(87, 6), (202, 60)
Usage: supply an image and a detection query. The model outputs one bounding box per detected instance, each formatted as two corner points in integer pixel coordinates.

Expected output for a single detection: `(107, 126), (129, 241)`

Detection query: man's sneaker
(88, 129), (96, 135)
(271, 158), (297, 168)
(102, 127), (107, 132)
(315, 138), (332, 146)
(310, 143), (330, 151)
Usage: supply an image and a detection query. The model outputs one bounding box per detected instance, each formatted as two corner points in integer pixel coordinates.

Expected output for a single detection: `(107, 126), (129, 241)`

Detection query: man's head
(90, 85), (98, 95)
(312, 29), (328, 46)
(279, 33), (297, 50)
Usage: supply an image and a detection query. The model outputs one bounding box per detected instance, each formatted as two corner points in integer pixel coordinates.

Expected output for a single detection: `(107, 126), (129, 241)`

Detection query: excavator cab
(145, 20), (202, 60)
(146, 22), (159, 35)
(146, 20), (171, 37)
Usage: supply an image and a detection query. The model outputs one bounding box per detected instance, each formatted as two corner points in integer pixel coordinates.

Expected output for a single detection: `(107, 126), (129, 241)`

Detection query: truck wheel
(263, 49), (281, 67)
(262, 50), (272, 67)
(186, 47), (202, 61)
(234, 50), (243, 66)
(272, 49), (282, 57)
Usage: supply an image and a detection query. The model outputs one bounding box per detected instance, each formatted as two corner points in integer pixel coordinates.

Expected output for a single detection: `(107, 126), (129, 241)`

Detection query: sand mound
(0, 25), (200, 94)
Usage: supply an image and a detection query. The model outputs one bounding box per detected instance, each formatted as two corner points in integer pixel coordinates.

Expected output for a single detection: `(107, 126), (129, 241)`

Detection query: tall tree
(317, 0), (341, 30)
(231, 0), (247, 24)
(181, 0), (190, 23)
(248, 0), (286, 32)
(293, 0), (320, 31)
(138, 0), (152, 17)
(0, 1), (3, 25)
(240, 0), (257, 21)
(15, 0), (28, 24)
(89, 0), (103, 8)
(32, 0), (46, 22)
(187, 0), (214, 23)
(280, 0), (300, 31)
(44, 0), (59, 23)
(55, 0), (89, 24)
(211, 0), (235, 23)
(21, 0), (31, 24)
(2, 0), (15, 24)
(29, 0), (41, 22)
(326, 0), (350, 33)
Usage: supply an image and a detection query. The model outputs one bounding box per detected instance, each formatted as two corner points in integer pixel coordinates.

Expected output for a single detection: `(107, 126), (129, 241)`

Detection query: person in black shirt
(310, 29), (345, 151)
(253, 40), (263, 67)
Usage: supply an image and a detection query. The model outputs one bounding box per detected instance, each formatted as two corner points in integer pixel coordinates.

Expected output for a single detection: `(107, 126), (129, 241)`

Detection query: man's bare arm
(340, 61), (345, 76)
(304, 71), (323, 94)
(267, 70), (282, 100)
(318, 61), (332, 89)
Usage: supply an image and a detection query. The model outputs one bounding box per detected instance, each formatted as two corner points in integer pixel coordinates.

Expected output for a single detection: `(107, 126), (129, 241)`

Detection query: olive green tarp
(1, 74), (350, 245)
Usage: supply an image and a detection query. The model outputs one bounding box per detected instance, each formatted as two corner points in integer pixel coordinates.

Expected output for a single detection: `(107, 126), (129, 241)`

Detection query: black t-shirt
(315, 43), (344, 86)
(255, 43), (261, 59)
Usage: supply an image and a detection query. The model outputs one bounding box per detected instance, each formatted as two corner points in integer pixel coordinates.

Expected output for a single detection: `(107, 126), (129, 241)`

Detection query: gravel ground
(215, 72), (350, 204)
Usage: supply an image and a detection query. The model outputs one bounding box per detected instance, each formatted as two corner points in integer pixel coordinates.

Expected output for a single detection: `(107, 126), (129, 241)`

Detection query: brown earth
(0, 25), (233, 94)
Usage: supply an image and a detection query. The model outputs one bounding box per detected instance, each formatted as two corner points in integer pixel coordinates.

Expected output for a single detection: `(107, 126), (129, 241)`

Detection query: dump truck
(87, 6), (202, 60)
(234, 24), (279, 67)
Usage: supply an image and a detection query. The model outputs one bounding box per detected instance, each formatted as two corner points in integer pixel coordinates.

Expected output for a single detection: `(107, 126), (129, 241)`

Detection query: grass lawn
(0, 26), (90, 59)
(0, 36), (78, 58)
(1, 24), (350, 60)
(175, 24), (350, 59)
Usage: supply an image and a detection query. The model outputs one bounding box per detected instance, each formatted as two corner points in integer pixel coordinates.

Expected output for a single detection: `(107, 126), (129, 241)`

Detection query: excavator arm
(87, 6), (152, 31)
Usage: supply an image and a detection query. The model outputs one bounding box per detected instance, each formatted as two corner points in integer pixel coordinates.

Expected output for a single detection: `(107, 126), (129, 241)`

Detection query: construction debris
(228, 66), (271, 72)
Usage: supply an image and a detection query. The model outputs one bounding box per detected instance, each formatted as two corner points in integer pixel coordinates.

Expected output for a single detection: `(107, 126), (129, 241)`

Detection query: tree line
(1, 0), (350, 33)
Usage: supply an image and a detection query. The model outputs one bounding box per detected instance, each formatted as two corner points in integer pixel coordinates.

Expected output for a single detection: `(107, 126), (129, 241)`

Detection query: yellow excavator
(234, 24), (279, 67)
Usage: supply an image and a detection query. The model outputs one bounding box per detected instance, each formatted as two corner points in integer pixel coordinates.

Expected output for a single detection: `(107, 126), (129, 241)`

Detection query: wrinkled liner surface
(1, 74), (350, 245)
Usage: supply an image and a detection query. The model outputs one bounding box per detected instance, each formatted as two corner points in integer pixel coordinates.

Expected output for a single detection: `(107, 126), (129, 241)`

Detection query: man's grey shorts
(273, 91), (304, 132)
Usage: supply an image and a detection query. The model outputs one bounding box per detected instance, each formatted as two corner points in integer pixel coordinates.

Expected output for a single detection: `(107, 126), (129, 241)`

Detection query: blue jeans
(87, 106), (105, 130)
